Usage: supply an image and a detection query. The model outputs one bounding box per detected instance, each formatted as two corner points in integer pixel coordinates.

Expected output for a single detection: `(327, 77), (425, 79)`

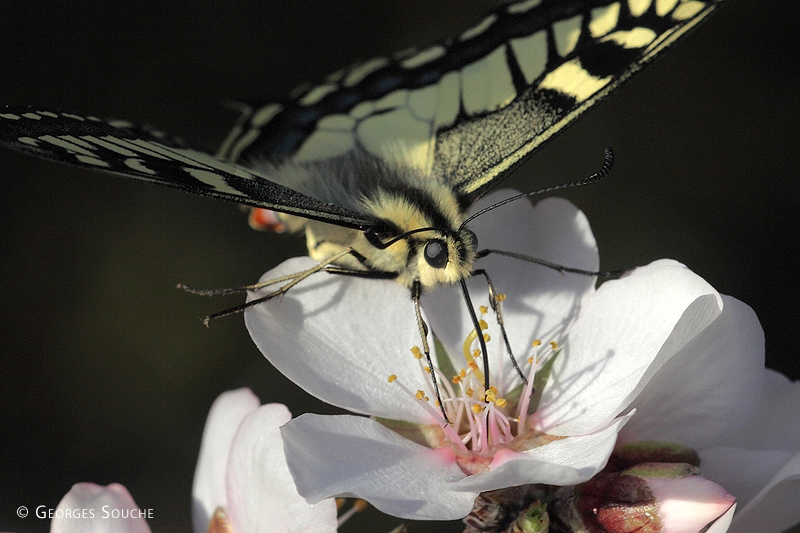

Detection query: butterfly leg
(193, 248), (357, 326)
(178, 270), (315, 297)
(472, 269), (527, 385)
(410, 280), (451, 424)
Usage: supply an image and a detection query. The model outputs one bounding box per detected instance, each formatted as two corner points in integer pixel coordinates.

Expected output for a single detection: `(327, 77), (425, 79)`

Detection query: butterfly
(0, 0), (724, 401)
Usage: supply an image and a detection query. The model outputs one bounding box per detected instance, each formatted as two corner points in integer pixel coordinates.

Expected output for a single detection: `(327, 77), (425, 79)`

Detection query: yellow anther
(479, 319), (489, 330)
(452, 375), (462, 384)
(549, 341), (559, 350)
(415, 390), (427, 401)
(424, 366), (431, 374)
(468, 361), (479, 371)
(489, 386), (498, 394)
(483, 333), (491, 342)
(527, 357), (534, 364)
(495, 397), (507, 408)
(388, 374), (398, 383)
(485, 390), (496, 402)
(497, 293), (506, 302)
(479, 305), (489, 314)
(411, 346), (423, 359)
(466, 388), (474, 397)
(472, 349), (481, 359)
(434, 399), (440, 407)
(336, 498), (346, 510)
(353, 499), (369, 512)
(532, 339), (542, 347)
(472, 404), (484, 413)
(460, 369), (467, 378)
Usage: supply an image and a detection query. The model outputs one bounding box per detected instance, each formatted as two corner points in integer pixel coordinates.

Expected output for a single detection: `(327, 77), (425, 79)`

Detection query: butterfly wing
(0, 107), (375, 229)
(223, 0), (723, 204)
(0, 0), (723, 227)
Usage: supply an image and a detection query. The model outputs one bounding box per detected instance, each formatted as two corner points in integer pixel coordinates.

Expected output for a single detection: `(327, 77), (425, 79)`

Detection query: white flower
(715, 370), (800, 532)
(48, 389), (337, 533)
(50, 483), (151, 533)
(192, 388), (338, 533)
(245, 192), (751, 521)
(616, 286), (800, 533)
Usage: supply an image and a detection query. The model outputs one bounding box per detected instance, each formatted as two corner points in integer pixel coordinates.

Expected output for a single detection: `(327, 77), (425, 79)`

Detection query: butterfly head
(359, 187), (477, 288)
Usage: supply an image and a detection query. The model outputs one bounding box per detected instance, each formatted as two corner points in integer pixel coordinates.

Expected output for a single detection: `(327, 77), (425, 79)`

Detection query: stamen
(388, 374), (467, 448)
(518, 339), (559, 429)
(411, 346), (423, 360)
(337, 499), (369, 527)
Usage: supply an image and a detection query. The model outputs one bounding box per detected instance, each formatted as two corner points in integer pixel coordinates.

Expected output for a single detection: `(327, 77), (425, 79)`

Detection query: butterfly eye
(424, 239), (449, 269)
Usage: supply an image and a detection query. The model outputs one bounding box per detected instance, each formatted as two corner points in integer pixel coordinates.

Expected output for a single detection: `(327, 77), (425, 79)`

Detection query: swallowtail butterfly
(0, 0), (724, 397)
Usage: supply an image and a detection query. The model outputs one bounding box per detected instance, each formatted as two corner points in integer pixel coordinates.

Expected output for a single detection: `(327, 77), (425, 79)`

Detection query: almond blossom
(192, 388), (337, 533)
(244, 192), (765, 523)
(50, 483), (151, 533)
(48, 389), (337, 533)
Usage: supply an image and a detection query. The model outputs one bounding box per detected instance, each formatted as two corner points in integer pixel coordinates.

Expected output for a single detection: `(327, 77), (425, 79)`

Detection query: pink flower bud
(552, 463), (735, 533)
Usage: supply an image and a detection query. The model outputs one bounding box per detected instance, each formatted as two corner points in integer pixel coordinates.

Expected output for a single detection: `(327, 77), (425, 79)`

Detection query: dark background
(1, 1), (798, 532)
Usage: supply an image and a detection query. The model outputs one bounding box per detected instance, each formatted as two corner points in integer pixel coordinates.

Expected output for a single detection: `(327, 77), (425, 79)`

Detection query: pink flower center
(389, 302), (559, 472)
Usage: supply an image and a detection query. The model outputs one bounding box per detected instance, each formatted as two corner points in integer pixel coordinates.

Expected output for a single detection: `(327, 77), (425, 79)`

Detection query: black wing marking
(0, 107), (375, 229)
(433, 0), (725, 203)
(220, 0), (723, 204)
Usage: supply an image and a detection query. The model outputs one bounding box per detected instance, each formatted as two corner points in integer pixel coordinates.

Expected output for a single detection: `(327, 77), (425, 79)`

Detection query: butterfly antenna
(460, 147), (613, 230)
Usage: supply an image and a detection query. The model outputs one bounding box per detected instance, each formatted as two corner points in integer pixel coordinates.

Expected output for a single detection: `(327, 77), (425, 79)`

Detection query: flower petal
(699, 447), (793, 509)
(245, 256), (434, 423)
(647, 475), (735, 533)
(225, 404), (337, 533)
(536, 259), (722, 435)
(698, 370), (800, 516)
(52, 483), (151, 533)
(728, 450), (800, 533)
(423, 195), (599, 389)
(449, 413), (631, 492)
(620, 296), (765, 448)
(705, 504), (737, 533)
(192, 388), (261, 533)
(281, 413), (475, 520)
(724, 369), (800, 451)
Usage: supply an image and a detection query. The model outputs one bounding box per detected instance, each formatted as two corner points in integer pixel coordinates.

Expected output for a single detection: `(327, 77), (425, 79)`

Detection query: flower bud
(551, 463), (735, 532)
